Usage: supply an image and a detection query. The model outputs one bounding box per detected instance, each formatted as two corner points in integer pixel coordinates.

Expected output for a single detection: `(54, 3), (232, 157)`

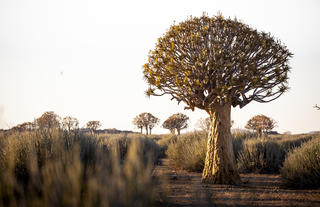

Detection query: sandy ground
(153, 159), (320, 207)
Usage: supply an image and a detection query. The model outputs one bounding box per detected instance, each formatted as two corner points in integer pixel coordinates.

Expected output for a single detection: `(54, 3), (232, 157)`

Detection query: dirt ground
(153, 159), (320, 207)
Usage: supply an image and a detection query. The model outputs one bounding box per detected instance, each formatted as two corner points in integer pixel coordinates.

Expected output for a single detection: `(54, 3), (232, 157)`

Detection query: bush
(281, 137), (320, 188)
(166, 131), (207, 172)
(0, 130), (161, 206)
(237, 135), (312, 173)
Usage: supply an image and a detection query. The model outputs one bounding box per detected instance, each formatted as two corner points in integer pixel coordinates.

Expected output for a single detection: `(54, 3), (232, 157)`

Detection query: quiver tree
(132, 113), (159, 135)
(143, 14), (292, 184)
(62, 116), (79, 132)
(86, 121), (101, 134)
(162, 113), (189, 135)
(245, 114), (277, 136)
(314, 104), (320, 110)
(35, 111), (60, 131)
(132, 115), (144, 134)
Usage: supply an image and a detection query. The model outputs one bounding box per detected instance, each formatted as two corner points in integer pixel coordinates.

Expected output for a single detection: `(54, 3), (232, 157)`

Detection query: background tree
(62, 116), (79, 132)
(245, 114), (277, 136)
(162, 117), (176, 134)
(314, 104), (320, 110)
(11, 122), (35, 132)
(35, 111), (60, 131)
(86, 121), (101, 134)
(162, 113), (189, 135)
(143, 14), (292, 184)
(196, 117), (211, 132)
(132, 115), (144, 134)
(133, 113), (159, 135)
(147, 114), (160, 135)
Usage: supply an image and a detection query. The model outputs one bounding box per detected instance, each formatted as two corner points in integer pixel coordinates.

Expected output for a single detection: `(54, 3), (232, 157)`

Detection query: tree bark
(145, 126), (148, 135)
(202, 103), (241, 185)
(177, 129), (181, 135)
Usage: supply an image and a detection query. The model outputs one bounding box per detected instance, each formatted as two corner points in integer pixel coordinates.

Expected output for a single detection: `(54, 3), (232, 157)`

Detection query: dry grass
(0, 130), (161, 207)
(281, 135), (320, 188)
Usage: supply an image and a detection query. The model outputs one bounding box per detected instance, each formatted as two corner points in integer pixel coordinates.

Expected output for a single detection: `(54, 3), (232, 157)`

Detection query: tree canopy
(245, 114), (277, 136)
(35, 111), (60, 130)
(62, 116), (79, 132)
(162, 113), (189, 135)
(132, 112), (159, 135)
(86, 121), (101, 134)
(143, 14), (292, 111)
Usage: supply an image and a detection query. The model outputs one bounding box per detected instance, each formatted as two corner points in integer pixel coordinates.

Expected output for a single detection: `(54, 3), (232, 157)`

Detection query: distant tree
(35, 111), (60, 131)
(11, 122), (35, 132)
(62, 116), (79, 132)
(133, 115), (144, 134)
(162, 117), (176, 134)
(245, 114), (277, 136)
(314, 104), (320, 110)
(86, 121), (101, 134)
(133, 113), (159, 135)
(143, 13), (292, 184)
(162, 113), (189, 135)
(148, 115), (160, 135)
(196, 117), (211, 132)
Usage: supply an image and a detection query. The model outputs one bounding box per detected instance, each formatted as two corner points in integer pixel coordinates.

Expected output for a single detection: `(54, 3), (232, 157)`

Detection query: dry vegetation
(0, 128), (319, 206)
(0, 130), (162, 207)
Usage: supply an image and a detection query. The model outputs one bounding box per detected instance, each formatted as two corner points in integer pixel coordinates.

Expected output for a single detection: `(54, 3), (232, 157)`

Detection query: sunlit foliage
(143, 13), (292, 110)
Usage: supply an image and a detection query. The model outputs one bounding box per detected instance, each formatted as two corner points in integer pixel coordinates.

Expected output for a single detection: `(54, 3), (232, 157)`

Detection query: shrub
(281, 137), (320, 188)
(0, 130), (161, 206)
(167, 131), (207, 172)
(237, 135), (312, 173)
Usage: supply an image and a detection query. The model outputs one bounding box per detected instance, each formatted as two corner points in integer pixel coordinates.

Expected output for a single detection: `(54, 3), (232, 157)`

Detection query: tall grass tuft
(237, 135), (313, 173)
(166, 131), (207, 172)
(281, 136), (320, 189)
(0, 130), (161, 207)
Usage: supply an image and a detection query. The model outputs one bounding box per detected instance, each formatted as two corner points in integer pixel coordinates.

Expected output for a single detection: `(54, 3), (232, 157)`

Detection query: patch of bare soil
(153, 159), (320, 207)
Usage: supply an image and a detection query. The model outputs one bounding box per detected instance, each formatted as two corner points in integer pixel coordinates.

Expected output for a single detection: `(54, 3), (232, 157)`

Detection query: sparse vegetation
(166, 132), (315, 176)
(281, 135), (320, 188)
(237, 135), (312, 173)
(0, 130), (161, 206)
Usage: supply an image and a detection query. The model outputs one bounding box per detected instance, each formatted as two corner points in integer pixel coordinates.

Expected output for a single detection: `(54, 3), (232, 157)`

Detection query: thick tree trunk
(149, 128), (152, 135)
(177, 129), (181, 135)
(202, 103), (241, 185)
(140, 127), (143, 134)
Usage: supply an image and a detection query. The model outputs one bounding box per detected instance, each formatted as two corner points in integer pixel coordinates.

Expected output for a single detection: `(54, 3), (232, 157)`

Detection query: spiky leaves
(143, 14), (292, 110)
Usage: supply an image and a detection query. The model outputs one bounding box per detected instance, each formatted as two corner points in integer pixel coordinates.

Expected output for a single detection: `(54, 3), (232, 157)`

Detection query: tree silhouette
(86, 121), (101, 134)
(314, 104), (320, 110)
(245, 114), (277, 136)
(62, 116), (79, 132)
(132, 115), (144, 134)
(35, 111), (60, 131)
(143, 13), (292, 184)
(133, 113), (159, 135)
(162, 113), (189, 135)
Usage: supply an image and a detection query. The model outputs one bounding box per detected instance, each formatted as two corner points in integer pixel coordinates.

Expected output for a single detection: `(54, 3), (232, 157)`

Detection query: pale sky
(1, 0), (320, 134)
